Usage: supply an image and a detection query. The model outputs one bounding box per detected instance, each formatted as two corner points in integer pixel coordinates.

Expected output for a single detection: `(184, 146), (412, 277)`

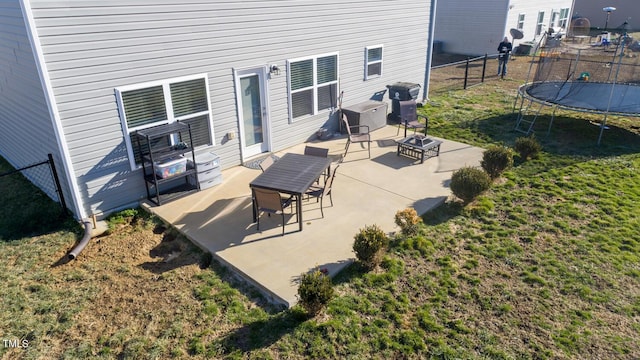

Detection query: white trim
(115, 74), (215, 170)
(517, 13), (525, 31)
(536, 11), (546, 36)
(19, 0), (85, 219)
(233, 66), (272, 162)
(287, 52), (339, 122)
(364, 44), (384, 80)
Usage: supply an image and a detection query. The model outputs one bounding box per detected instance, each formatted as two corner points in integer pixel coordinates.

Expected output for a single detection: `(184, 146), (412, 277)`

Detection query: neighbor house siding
(435, 0), (508, 56)
(28, 0), (430, 217)
(435, 0), (573, 56)
(506, 0), (573, 47)
(0, 0), (66, 201)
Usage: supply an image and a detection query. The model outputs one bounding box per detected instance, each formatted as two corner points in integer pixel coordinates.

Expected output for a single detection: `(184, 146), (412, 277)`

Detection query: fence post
(463, 57), (470, 89)
(481, 54), (488, 83)
(48, 153), (68, 216)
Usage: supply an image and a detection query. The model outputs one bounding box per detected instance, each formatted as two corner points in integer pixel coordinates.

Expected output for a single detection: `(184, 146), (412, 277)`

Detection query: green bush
(480, 145), (513, 179)
(297, 269), (334, 316)
(450, 167), (491, 203)
(353, 224), (389, 270)
(394, 208), (423, 236)
(514, 136), (542, 160)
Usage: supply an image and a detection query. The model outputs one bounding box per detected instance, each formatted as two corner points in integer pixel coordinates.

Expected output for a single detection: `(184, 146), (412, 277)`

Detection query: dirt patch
(45, 218), (214, 357)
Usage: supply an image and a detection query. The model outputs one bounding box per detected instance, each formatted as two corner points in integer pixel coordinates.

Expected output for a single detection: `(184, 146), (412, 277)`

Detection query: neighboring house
(572, 0), (639, 32)
(434, 0), (573, 56)
(0, 1), (432, 221)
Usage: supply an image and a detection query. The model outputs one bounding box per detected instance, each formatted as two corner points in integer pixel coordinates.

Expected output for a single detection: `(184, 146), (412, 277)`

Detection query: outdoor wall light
(269, 64), (281, 75)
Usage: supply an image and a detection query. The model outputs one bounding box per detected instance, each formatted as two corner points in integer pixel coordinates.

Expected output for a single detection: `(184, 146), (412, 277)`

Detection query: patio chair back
(253, 187), (294, 235)
(399, 100), (418, 123)
(304, 146), (329, 158)
(397, 100), (427, 137)
(259, 156), (274, 172)
(305, 164), (339, 218)
(341, 114), (371, 158)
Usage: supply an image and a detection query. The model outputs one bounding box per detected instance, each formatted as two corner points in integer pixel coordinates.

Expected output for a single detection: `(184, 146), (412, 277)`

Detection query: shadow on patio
(144, 125), (483, 308)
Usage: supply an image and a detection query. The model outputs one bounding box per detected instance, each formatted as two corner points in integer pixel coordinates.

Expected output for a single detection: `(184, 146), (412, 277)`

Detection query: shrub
(297, 269), (334, 316)
(353, 224), (389, 270)
(514, 136), (542, 160)
(450, 167), (491, 203)
(394, 208), (423, 236)
(480, 145), (513, 179)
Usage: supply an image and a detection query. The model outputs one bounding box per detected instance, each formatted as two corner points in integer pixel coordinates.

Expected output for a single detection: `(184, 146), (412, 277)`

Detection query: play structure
(514, 30), (640, 144)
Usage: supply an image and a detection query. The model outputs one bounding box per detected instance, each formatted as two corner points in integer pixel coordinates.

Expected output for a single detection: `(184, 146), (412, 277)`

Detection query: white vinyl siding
(287, 53), (338, 121)
(15, 0), (430, 217)
(365, 45), (383, 80)
(116, 74), (214, 170)
(434, 0), (572, 56)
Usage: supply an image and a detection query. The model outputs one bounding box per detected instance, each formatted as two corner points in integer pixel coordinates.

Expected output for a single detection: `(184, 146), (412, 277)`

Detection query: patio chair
(253, 188), (297, 235)
(304, 145), (329, 158)
(259, 156), (274, 172)
(341, 114), (371, 159)
(397, 100), (428, 137)
(305, 164), (339, 218)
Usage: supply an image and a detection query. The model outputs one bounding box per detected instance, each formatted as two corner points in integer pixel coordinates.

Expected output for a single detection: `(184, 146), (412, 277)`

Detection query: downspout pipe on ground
(68, 220), (93, 260)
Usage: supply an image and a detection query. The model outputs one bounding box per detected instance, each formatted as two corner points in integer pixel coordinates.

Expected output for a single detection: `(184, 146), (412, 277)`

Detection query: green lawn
(1, 77), (639, 359)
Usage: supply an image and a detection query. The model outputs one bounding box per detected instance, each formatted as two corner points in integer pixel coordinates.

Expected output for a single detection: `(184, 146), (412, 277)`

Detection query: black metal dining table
(249, 153), (333, 231)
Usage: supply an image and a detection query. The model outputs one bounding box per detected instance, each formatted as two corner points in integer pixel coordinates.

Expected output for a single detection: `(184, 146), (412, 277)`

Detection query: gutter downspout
(68, 220), (93, 260)
(423, 0), (437, 102)
(19, 0), (86, 220)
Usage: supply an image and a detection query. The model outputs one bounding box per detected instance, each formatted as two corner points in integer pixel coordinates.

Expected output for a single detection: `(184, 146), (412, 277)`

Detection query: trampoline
(514, 31), (640, 144)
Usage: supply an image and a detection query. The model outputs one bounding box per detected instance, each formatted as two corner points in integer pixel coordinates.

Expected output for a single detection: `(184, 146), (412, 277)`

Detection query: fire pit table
(396, 135), (442, 163)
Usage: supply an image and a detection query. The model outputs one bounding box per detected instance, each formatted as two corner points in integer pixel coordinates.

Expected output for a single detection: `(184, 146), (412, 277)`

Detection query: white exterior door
(235, 67), (271, 160)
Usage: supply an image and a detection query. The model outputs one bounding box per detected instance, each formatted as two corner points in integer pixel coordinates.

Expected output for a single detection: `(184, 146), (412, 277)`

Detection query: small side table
(396, 135), (442, 163)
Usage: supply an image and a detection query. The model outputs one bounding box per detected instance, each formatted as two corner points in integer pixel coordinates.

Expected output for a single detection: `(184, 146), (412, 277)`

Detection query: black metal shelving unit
(134, 122), (199, 205)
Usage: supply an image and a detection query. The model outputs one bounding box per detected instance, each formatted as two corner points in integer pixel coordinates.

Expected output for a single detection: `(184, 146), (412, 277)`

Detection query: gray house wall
(434, 0), (508, 56)
(0, 0), (73, 206)
(17, 0), (430, 219)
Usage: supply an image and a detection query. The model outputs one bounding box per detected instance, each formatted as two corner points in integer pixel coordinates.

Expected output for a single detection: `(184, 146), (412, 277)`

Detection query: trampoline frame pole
(598, 33), (627, 145)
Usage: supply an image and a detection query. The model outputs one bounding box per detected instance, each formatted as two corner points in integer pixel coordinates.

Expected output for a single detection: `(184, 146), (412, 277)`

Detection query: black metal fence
(0, 153), (67, 216)
(430, 54), (496, 94)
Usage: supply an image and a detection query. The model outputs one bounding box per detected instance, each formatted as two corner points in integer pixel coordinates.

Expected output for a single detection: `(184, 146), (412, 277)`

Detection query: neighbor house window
(551, 11), (559, 28)
(559, 8), (570, 28)
(536, 11), (545, 36)
(287, 53), (338, 121)
(116, 74), (214, 170)
(365, 45), (383, 80)
(517, 14), (525, 31)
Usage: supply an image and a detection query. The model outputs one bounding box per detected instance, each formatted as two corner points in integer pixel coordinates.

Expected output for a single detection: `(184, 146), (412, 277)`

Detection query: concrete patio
(144, 125), (483, 308)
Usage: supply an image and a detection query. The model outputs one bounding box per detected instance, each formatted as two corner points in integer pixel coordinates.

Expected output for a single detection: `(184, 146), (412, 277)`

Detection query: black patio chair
(305, 164), (339, 218)
(397, 100), (428, 137)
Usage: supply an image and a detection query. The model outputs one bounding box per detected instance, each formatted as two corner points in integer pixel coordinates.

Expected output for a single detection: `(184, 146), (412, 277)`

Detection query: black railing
(431, 54), (498, 93)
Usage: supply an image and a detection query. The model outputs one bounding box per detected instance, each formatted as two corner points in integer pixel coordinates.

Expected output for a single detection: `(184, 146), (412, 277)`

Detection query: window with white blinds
(288, 53), (338, 121)
(116, 74), (214, 169)
(365, 45), (383, 80)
